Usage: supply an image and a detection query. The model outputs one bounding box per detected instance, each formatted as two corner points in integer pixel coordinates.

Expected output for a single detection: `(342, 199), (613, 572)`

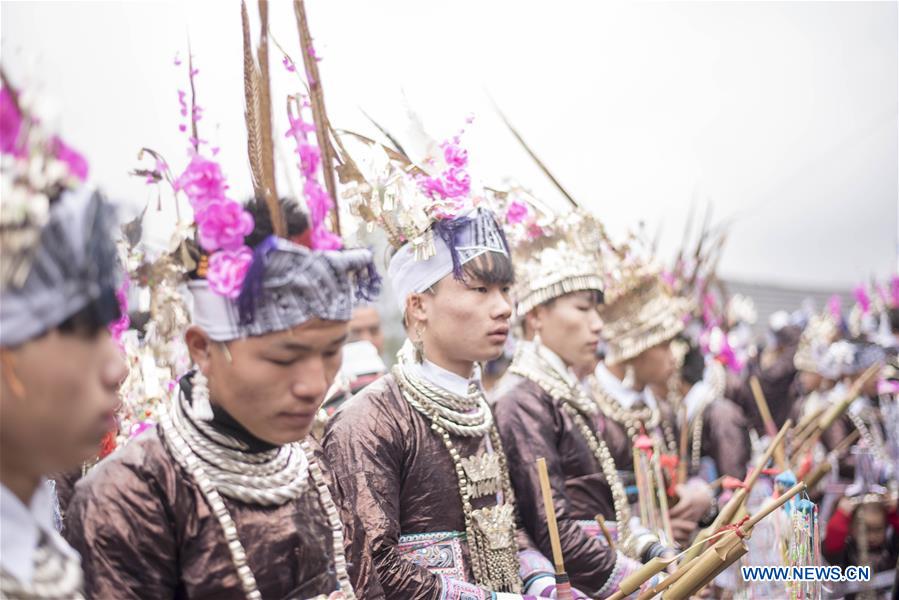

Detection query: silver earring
(191, 370), (214, 421)
(533, 331), (543, 348)
(413, 325), (425, 363)
(622, 364), (636, 390)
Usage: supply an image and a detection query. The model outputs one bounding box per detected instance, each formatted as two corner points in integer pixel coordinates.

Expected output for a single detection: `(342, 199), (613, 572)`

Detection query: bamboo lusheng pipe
(652, 446), (676, 546)
(633, 446), (650, 527)
(536, 458), (573, 600)
(818, 364), (880, 431)
(749, 376), (785, 469)
(606, 517), (744, 600)
(680, 419), (792, 564)
(594, 514), (616, 551)
(801, 430), (861, 489)
(790, 405), (827, 449)
(789, 366), (878, 465)
(720, 419), (792, 526)
(791, 365), (879, 465)
(663, 536), (748, 599)
(607, 494), (759, 600)
(604, 556), (673, 600)
(677, 403), (689, 485)
(663, 481), (807, 600)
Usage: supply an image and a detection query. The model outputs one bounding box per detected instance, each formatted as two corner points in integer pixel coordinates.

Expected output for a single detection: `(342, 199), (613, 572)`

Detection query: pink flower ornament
(207, 247), (254, 299)
(505, 200), (529, 225)
(174, 154), (228, 211)
(196, 199), (255, 253)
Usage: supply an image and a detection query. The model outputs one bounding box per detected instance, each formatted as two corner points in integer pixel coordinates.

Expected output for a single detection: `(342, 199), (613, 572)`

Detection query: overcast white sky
(2, 0), (896, 289)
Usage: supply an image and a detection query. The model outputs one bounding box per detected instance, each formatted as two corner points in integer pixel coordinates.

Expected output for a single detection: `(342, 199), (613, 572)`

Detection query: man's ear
(525, 306), (544, 337)
(0, 349), (25, 400)
(184, 326), (213, 375)
(405, 293), (428, 328)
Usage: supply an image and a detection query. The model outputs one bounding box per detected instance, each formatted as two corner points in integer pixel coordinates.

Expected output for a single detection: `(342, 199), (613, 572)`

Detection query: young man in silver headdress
(492, 205), (666, 599)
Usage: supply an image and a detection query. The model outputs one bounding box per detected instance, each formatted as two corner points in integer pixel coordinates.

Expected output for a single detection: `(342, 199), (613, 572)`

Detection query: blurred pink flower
(443, 143), (468, 168)
(827, 294), (842, 320)
(854, 284), (871, 314)
(312, 227), (343, 250)
(174, 154), (228, 210)
(526, 222), (544, 239)
(441, 167), (471, 198)
(108, 275), (130, 350)
(196, 199), (254, 252)
(0, 87), (24, 158)
(207, 246), (254, 298)
(505, 200), (528, 225)
(298, 142), (321, 176)
(50, 136), (89, 181)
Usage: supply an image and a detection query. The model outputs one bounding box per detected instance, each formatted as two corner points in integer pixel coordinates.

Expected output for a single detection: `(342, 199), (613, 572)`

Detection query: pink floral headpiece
(134, 57), (255, 300)
(1, 74), (91, 289)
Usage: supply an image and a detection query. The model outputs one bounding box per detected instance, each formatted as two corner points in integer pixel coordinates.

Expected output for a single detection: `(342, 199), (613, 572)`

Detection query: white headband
(386, 208), (508, 313)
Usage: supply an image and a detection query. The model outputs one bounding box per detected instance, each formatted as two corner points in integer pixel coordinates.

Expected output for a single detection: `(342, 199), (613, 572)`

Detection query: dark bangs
(461, 251), (514, 286)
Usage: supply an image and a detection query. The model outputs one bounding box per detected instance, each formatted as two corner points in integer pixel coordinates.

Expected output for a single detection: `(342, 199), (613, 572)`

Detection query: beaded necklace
(160, 392), (355, 599)
(392, 364), (522, 592)
(508, 344), (637, 556)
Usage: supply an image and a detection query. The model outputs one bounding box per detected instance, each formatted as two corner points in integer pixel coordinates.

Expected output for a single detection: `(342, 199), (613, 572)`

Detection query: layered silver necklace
(509, 342), (635, 556)
(393, 363), (494, 438)
(392, 356), (521, 592)
(160, 390), (354, 600)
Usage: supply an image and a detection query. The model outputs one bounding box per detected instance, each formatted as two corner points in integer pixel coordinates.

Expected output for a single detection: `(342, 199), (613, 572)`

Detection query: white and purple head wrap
(387, 207), (509, 313)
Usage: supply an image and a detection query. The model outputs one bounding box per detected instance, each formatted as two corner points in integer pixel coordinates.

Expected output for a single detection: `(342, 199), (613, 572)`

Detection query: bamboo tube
(818, 364), (880, 431)
(595, 514), (616, 551)
(745, 481), (806, 529)
(681, 419), (792, 564)
(677, 403), (689, 485)
(722, 419), (792, 525)
(749, 376), (777, 437)
(536, 458), (573, 600)
(604, 556), (672, 600)
(749, 376), (784, 468)
(801, 430), (860, 489)
(664, 537), (748, 599)
(801, 460), (832, 491)
(635, 556), (700, 600)
(652, 448), (675, 546)
(633, 446), (649, 526)
(791, 405), (827, 447)
(665, 481), (807, 600)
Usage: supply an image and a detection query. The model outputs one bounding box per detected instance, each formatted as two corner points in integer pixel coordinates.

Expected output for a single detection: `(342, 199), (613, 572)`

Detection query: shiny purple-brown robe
(692, 397), (751, 481)
(599, 389), (748, 483)
(491, 373), (623, 597)
(64, 426), (341, 599)
(323, 373), (521, 600)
